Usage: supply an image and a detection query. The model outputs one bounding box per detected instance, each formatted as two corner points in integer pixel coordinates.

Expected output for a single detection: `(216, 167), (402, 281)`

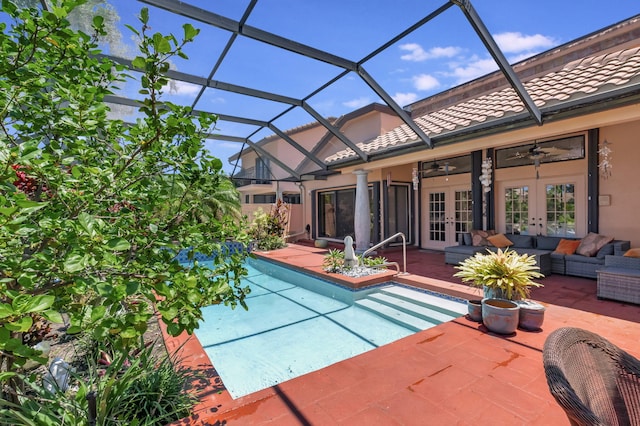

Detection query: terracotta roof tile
(325, 46), (640, 164)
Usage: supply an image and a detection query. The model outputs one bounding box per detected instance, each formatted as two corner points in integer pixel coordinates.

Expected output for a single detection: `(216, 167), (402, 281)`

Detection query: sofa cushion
(445, 245), (486, 255)
(553, 239), (581, 255)
(536, 236), (561, 251)
(470, 229), (496, 246)
(487, 233), (513, 248)
(506, 234), (534, 249)
(575, 232), (614, 257)
(596, 243), (614, 259)
(458, 232), (472, 246)
(564, 253), (605, 265)
(624, 248), (640, 258)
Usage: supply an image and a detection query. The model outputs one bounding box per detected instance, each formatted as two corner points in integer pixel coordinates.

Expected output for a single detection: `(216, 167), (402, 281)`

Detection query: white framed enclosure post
(353, 169), (371, 254)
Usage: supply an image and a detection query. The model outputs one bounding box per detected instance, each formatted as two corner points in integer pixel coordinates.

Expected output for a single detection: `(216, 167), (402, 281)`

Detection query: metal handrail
(360, 232), (407, 274)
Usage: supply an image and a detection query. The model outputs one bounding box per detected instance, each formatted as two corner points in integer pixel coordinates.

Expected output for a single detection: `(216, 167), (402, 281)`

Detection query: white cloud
(494, 32), (556, 54)
(392, 92), (418, 106)
(412, 74), (440, 91)
(400, 43), (461, 62)
(209, 96), (226, 104)
(449, 57), (498, 84)
(343, 97), (371, 109)
(164, 80), (201, 96)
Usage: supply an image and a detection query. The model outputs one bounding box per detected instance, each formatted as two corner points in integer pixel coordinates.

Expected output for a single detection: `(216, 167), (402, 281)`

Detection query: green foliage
(322, 248), (344, 273)
(361, 255), (388, 267)
(0, 337), (196, 425)
(322, 250), (388, 273)
(453, 248), (544, 300)
(248, 199), (289, 250)
(0, 0), (250, 401)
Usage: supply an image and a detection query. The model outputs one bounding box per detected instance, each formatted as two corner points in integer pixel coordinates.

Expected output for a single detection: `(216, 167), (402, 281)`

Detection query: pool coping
(163, 249), (480, 425)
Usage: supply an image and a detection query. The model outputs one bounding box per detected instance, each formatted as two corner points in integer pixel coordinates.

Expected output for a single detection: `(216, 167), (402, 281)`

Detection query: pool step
(354, 286), (466, 331)
(378, 286), (467, 317)
(354, 298), (438, 331)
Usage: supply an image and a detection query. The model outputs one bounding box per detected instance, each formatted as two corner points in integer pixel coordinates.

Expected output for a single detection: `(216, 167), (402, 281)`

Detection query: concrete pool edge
(162, 248), (481, 425)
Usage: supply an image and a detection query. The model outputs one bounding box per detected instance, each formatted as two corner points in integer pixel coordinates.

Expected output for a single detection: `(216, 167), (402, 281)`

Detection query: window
(496, 135), (585, 169)
(318, 187), (373, 240)
(255, 157), (270, 184)
(546, 184), (576, 237)
(283, 194), (300, 204)
(505, 186), (529, 234)
(253, 194), (276, 204)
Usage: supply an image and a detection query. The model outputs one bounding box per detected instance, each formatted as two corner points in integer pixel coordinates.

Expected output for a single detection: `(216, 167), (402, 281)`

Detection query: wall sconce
(479, 157), (492, 192)
(412, 168), (419, 190)
(598, 140), (612, 178)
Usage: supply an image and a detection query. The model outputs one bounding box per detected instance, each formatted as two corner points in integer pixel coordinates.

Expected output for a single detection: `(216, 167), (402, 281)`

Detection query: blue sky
(5, 1), (640, 174)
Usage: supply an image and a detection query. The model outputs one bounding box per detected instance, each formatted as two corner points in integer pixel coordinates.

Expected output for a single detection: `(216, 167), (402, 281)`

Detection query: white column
(353, 169), (371, 253)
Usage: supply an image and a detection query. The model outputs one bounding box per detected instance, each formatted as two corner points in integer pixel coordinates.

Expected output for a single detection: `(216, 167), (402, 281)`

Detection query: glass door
(422, 186), (472, 250)
(499, 176), (585, 237)
(386, 184), (411, 244)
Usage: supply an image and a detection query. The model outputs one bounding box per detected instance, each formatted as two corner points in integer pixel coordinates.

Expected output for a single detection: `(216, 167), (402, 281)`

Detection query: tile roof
(325, 45), (640, 164)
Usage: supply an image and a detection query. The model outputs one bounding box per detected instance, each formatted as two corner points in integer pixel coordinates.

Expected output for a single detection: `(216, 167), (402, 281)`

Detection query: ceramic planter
(516, 300), (546, 330)
(481, 299), (520, 334)
(314, 239), (328, 248)
(467, 299), (483, 322)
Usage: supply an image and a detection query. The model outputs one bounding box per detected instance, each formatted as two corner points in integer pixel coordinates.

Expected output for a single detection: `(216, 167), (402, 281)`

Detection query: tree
(0, 0), (250, 403)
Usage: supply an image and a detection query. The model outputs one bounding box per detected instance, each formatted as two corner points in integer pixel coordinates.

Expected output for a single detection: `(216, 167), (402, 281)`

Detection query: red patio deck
(166, 244), (640, 425)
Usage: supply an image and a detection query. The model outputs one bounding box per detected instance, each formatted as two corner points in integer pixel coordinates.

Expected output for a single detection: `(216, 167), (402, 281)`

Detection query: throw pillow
(596, 243), (614, 259)
(487, 233), (513, 248)
(470, 229), (496, 246)
(575, 232), (614, 257)
(624, 248), (640, 258)
(553, 239), (581, 255)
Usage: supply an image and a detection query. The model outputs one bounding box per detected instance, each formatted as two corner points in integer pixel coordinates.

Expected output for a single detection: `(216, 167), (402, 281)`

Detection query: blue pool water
(193, 257), (466, 399)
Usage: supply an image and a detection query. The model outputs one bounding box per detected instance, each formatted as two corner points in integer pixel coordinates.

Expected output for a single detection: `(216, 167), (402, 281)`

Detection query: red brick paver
(165, 244), (640, 425)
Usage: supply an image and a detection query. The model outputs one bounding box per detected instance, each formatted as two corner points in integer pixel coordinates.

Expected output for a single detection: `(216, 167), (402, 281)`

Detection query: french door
(421, 185), (472, 250)
(498, 175), (586, 237)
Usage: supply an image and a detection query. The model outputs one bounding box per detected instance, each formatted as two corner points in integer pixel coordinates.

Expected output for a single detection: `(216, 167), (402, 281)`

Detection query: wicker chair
(542, 327), (640, 426)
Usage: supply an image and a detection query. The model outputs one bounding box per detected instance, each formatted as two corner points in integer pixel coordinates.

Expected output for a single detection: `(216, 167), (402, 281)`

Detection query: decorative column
(353, 169), (371, 253)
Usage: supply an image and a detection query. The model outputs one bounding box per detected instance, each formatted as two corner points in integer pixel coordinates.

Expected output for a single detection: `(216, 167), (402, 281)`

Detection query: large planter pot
(516, 300), (546, 330)
(467, 299), (483, 322)
(482, 285), (520, 300)
(481, 299), (520, 335)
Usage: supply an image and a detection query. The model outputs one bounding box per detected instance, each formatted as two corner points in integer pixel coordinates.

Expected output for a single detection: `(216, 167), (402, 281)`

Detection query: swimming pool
(193, 257), (466, 399)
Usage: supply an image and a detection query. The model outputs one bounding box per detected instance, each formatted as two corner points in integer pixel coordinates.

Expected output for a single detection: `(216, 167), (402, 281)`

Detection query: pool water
(193, 257), (466, 399)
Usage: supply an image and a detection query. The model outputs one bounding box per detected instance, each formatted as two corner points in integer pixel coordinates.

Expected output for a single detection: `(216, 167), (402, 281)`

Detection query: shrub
(249, 200), (290, 250)
(0, 0), (249, 406)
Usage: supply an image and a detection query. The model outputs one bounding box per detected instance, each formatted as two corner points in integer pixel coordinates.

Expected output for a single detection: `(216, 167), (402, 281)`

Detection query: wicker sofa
(597, 255), (640, 304)
(444, 232), (630, 279)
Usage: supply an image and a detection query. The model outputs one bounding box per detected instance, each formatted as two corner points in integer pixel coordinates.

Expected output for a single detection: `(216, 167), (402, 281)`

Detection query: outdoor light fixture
(412, 168), (419, 190)
(598, 139), (613, 178)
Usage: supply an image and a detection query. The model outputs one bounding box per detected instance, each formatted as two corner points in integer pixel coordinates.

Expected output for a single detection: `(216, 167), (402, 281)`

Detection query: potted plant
(453, 249), (544, 334)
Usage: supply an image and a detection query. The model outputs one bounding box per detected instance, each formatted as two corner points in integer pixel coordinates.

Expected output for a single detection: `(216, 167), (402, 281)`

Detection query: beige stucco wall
(599, 120), (640, 247)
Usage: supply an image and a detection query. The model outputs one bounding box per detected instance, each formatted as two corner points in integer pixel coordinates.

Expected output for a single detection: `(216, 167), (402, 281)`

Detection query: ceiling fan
(507, 142), (568, 179)
(423, 160), (456, 174)
(506, 142), (570, 162)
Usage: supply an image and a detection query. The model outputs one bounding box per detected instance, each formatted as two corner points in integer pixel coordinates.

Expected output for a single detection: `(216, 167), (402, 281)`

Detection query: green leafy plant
(248, 199), (289, 250)
(0, 0), (250, 403)
(322, 248), (345, 273)
(361, 255), (388, 268)
(0, 337), (196, 425)
(453, 248), (544, 300)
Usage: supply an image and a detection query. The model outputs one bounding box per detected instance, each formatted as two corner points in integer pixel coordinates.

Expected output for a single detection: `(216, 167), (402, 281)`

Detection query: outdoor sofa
(444, 231), (630, 279)
(596, 254), (640, 304)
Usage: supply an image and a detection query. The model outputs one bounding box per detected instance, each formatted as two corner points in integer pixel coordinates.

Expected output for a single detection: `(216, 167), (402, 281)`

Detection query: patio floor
(165, 243), (640, 425)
